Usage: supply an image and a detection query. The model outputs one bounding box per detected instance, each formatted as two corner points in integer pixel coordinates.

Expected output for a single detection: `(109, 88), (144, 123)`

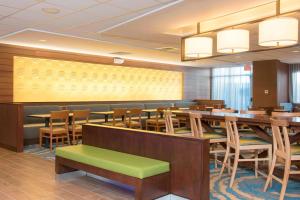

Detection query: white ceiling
(0, 0), (299, 67)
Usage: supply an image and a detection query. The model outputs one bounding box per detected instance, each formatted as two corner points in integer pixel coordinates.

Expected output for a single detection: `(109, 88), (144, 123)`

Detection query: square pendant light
(259, 17), (299, 47)
(184, 36), (213, 58)
(217, 29), (250, 54)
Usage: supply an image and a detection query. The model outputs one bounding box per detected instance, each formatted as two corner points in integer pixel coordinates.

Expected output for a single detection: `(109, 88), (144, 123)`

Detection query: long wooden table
(173, 110), (300, 143)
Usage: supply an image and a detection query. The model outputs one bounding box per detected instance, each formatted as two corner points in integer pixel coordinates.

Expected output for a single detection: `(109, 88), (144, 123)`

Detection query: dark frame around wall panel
(0, 43), (187, 103)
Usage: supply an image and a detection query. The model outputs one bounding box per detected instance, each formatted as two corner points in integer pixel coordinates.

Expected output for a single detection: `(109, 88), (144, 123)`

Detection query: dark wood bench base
(56, 156), (170, 200)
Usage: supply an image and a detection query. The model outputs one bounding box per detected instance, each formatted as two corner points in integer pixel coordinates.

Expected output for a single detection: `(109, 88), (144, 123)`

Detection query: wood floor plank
(0, 148), (135, 200)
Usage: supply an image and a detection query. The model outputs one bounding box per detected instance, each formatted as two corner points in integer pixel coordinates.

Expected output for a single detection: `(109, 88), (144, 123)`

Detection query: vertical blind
(290, 64), (300, 103)
(212, 66), (252, 110)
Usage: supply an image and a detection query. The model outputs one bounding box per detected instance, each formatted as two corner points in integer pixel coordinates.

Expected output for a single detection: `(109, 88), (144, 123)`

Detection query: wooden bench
(56, 124), (210, 200)
(56, 144), (170, 200)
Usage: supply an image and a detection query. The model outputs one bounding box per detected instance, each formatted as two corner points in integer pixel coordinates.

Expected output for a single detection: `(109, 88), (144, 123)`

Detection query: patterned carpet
(24, 145), (300, 200)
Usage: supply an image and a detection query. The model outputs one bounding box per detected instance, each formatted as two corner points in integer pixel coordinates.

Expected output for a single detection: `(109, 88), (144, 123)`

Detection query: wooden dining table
(172, 110), (300, 144)
(27, 113), (74, 127)
(91, 108), (189, 122)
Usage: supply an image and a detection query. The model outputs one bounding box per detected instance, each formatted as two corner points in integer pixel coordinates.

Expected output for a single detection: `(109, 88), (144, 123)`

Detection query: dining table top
(91, 107), (189, 115)
(27, 113), (74, 119)
(172, 110), (300, 127)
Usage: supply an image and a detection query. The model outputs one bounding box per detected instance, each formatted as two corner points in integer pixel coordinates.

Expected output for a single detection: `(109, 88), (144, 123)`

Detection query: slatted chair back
(50, 110), (69, 130)
(189, 105), (199, 110)
(112, 108), (127, 125)
(127, 108), (142, 128)
(72, 110), (90, 123)
(189, 112), (204, 138)
(224, 116), (240, 147)
(270, 118), (290, 158)
(165, 110), (174, 134)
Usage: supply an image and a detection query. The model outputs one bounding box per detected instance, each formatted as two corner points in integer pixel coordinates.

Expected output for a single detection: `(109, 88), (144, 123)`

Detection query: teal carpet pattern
(25, 145), (300, 200)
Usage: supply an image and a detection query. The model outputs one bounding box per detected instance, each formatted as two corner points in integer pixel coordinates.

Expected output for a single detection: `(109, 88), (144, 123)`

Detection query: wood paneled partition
(0, 103), (23, 152)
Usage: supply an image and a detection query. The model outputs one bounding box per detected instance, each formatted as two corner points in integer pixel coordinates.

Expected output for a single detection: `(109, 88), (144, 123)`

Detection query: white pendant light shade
(217, 29), (249, 53)
(184, 36), (213, 58)
(259, 17), (298, 47)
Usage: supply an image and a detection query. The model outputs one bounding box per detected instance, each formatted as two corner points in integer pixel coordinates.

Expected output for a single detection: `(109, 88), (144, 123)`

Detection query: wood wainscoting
(0, 103), (23, 152)
(82, 124), (210, 200)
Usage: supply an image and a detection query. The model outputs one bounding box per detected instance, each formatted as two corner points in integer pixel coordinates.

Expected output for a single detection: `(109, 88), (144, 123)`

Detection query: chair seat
(56, 144), (170, 179)
(203, 133), (226, 139)
(174, 127), (191, 134)
(240, 138), (270, 146)
(40, 127), (68, 134)
(146, 119), (165, 124)
(102, 122), (126, 127)
(69, 124), (82, 131)
(126, 120), (141, 126)
(291, 144), (300, 155)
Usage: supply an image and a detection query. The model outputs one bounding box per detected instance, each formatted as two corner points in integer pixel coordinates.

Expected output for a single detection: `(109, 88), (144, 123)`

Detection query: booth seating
(55, 124), (210, 200)
(56, 144), (170, 200)
(23, 100), (197, 145)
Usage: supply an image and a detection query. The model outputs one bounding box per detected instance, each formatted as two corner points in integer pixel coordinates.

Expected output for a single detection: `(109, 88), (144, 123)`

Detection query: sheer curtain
(290, 64), (300, 103)
(212, 66), (252, 110)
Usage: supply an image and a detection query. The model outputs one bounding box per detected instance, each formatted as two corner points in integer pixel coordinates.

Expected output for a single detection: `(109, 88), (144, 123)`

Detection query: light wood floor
(0, 148), (134, 200)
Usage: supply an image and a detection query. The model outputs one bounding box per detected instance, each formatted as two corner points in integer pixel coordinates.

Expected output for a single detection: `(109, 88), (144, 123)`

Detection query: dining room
(0, 0), (300, 200)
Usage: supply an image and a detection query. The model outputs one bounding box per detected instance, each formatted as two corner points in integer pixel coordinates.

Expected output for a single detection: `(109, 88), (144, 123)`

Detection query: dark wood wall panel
(253, 60), (289, 108)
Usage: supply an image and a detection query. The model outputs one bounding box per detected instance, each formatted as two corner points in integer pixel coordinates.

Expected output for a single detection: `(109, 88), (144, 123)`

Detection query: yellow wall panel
(13, 56), (183, 102)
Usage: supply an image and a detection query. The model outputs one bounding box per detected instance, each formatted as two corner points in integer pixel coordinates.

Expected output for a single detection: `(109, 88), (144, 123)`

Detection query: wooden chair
(165, 110), (191, 135)
(190, 112), (227, 168)
(126, 108), (142, 129)
(189, 105), (199, 110)
(39, 110), (70, 152)
(220, 116), (272, 188)
(103, 108), (127, 127)
(69, 110), (90, 144)
(146, 107), (180, 132)
(264, 118), (300, 200)
(170, 106), (188, 127)
(272, 112), (300, 134)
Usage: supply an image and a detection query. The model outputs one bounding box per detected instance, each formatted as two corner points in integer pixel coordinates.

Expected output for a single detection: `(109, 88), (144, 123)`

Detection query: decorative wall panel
(13, 56), (183, 102)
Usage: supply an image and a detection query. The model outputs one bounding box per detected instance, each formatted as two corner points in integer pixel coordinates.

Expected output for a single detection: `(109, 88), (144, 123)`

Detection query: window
(290, 64), (300, 103)
(211, 66), (252, 110)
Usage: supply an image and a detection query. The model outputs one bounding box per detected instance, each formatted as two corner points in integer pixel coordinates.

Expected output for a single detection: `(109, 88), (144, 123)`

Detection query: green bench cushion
(56, 144), (170, 179)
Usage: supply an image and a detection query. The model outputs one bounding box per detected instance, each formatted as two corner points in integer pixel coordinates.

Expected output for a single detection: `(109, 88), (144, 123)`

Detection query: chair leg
(264, 154), (277, 192)
(220, 146), (230, 177)
(229, 150), (239, 188)
(49, 137), (53, 153)
(255, 150), (258, 178)
(39, 130), (43, 147)
(279, 160), (290, 200)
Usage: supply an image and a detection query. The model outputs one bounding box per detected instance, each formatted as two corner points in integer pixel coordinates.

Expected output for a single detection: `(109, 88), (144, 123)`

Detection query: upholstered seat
(40, 127), (67, 134)
(291, 144), (300, 155)
(56, 144), (170, 179)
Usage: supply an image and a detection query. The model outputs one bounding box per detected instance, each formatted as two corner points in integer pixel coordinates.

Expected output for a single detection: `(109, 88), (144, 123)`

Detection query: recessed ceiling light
(292, 50), (300, 53)
(39, 39), (47, 42)
(42, 7), (60, 14)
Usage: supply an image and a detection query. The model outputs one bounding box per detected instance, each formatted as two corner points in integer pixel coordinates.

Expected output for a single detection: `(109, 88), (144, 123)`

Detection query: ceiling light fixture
(183, 23), (213, 59)
(217, 29), (249, 54)
(42, 7), (60, 14)
(184, 36), (213, 58)
(39, 39), (47, 42)
(259, 0), (298, 47)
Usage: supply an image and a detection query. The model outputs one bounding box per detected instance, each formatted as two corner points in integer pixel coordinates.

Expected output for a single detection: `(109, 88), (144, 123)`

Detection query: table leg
(44, 118), (50, 148)
(247, 125), (272, 143)
(147, 112), (151, 119)
(105, 114), (109, 123)
(201, 120), (216, 133)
